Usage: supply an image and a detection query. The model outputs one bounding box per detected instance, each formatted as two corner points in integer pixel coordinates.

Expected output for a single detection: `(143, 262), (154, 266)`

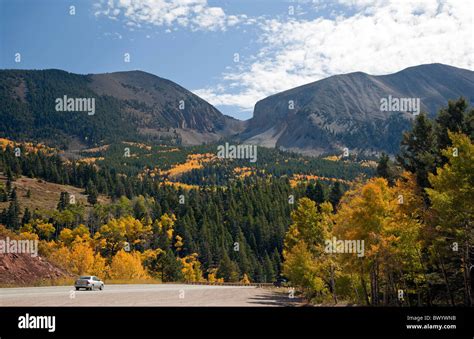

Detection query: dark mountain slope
(0, 69), (243, 148)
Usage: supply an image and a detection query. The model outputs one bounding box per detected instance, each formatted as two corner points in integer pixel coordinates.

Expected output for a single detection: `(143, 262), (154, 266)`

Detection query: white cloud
(196, 0), (473, 113)
(94, 0), (249, 31)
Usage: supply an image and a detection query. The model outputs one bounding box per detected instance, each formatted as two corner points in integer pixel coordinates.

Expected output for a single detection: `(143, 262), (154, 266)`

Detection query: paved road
(0, 284), (302, 306)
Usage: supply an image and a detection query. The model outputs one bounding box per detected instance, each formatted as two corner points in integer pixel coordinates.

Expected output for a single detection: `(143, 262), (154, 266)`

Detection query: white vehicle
(74, 276), (104, 291)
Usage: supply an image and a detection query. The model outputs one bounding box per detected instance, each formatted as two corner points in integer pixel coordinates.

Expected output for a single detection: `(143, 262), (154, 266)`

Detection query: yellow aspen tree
(109, 250), (149, 280)
(240, 273), (251, 284)
(69, 241), (95, 275)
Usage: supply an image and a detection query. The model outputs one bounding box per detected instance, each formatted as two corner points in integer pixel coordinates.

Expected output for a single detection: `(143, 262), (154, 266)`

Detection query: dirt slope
(0, 226), (70, 286)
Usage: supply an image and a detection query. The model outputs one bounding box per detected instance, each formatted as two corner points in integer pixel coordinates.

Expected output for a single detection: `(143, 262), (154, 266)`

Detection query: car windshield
(79, 276), (91, 280)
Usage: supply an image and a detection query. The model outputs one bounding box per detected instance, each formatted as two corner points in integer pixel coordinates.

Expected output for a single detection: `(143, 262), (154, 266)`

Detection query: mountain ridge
(239, 63), (474, 155)
(1, 64), (472, 155)
(0, 68), (244, 149)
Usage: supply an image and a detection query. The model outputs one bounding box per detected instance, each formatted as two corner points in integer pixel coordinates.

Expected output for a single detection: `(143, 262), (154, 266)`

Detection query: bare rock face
(240, 64), (474, 155)
(0, 252), (70, 285)
(0, 226), (70, 285)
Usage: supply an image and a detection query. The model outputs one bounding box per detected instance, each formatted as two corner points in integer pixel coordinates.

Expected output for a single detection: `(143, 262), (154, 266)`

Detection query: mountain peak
(241, 64), (474, 155)
(0, 69), (244, 148)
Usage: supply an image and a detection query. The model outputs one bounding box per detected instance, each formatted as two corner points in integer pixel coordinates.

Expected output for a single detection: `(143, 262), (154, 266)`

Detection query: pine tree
(9, 187), (17, 201)
(57, 191), (71, 211)
(376, 152), (394, 185)
(435, 98), (469, 153)
(271, 249), (281, 278)
(21, 207), (31, 226)
(6, 191), (20, 230)
(397, 113), (439, 190)
(306, 181), (325, 204)
(0, 188), (7, 202)
(6, 168), (14, 187)
(263, 253), (276, 282)
(86, 180), (98, 205)
(328, 182), (343, 211)
(158, 250), (183, 282)
(218, 252), (240, 282)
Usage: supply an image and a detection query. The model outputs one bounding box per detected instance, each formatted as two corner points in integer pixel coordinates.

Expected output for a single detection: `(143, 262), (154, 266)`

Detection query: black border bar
(0, 307), (472, 338)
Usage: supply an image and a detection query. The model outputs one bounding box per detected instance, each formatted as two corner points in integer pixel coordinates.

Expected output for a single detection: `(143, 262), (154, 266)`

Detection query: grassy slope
(0, 175), (110, 214)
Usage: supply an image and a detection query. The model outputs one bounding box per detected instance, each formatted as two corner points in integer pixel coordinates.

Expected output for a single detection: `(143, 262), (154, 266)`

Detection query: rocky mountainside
(239, 63), (474, 155)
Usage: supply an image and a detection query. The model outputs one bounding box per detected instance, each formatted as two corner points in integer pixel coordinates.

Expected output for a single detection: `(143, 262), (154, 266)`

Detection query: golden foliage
(122, 141), (152, 151)
(99, 216), (152, 254)
(77, 157), (104, 164)
(49, 246), (71, 271)
(0, 138), (56, 154)
(58, 228), (74, 245)
(289, 174), (350, 188)
(240, 273), (251, 284)
(207, 268), (224, 283)
(47, 240), (109, 278)
(90, 253), (108, 277)
(233, 167), (254, 178)
(161, 153), (216, 178)
(162, 181), (199, 190)
(179, 253), (203, 282)
(174, 235), (183, 252)
(283, 241), (327, 295)
(153, 213), (176, 240)
(81, 145), (110, 153)
(109, 250), (149, 280)
(20, 219), (55, 240)
(69, 241), (95, 275)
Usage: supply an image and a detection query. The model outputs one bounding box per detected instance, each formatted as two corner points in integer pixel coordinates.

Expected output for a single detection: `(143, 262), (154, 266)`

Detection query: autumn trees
(0, 93), (470, 303)
(281, 98), (473, 306)
(425, 132), (473, 305)
(283, 198), (335, 301)
(0, 126), (360, 285)
(283, 175), (425, 305)
(332, 175), (425, 305)
(0, 175), (291, 283)
(109, 250), (148, 280)
(48, 235), (107, 277)
(284, 164), (469, 305)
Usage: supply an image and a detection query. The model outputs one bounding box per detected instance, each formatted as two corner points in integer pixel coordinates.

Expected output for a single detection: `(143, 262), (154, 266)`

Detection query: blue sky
(1, 0), (472, 120)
